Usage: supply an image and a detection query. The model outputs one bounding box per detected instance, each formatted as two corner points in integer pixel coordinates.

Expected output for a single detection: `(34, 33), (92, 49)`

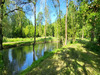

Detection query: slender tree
(37, 12), (44, 36)
(44, 0), (47, 43)
(44, 0), (50, 43)
(65, 0), (68, 45)
(52, 0), (62, 45)
(33, 0), (37, 51)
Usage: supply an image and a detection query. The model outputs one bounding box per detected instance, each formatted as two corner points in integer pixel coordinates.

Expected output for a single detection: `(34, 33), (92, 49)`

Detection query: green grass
(3, 37), (57, 49)
(3, 37), (34, 42)
(20, 39), (100, 75)
(3, 37), (57, 42)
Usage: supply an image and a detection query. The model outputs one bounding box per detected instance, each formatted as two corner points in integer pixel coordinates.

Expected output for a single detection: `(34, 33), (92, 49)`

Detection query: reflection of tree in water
(45, 43), (55, 51)
(2, 50), (10, 74)
(34, 43), (60, 60)
(2, 50), (18, 75)
(22, 45), (33, 54)
(12, 47), (26, 67)
(3, 47), (27, 75)
(2, 43), (62, 75)
(46, 43), (53, 51)
(35, 44), (45, 59)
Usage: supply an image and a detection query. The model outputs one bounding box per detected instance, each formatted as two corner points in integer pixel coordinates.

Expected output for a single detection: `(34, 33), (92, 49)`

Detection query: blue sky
(10, 0), (91, 25)
(22, 0), (66, 25)
(22, 0), (77, 25)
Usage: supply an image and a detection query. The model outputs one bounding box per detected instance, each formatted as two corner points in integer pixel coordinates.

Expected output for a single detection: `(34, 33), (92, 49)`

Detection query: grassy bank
(21, 39), (100, 75)
(3, 37), (57, 49)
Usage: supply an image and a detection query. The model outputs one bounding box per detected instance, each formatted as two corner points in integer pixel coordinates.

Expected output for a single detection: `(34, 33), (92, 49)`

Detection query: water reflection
(2, 43), (61, 75)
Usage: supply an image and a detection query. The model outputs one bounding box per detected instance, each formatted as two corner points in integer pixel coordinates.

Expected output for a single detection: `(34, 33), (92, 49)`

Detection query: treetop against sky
(8, 0), (80, 25)
(24, 0), (66, 25)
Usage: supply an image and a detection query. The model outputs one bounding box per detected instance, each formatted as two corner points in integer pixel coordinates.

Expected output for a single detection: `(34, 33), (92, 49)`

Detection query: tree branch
(4, 8), (24, 16)
(18, 2), (30, 5)
(0, 0), (5, 5)
(4, 1), (33, 16)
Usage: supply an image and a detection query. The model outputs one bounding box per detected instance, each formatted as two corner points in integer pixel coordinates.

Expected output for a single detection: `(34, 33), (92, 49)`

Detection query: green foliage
(0, 52), (4, 75)
(23, 25), (34, 37)
(3, 11), (33, 38)
(46, 24), (54, 36)
(0, 0), (100, 45)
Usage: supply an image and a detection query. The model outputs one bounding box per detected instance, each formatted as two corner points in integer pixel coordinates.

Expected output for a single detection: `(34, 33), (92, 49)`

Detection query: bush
(3, 37), (7, 42)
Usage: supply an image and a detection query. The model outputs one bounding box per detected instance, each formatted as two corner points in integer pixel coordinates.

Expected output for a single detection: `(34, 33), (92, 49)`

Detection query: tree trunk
(72, 32), (76, 43)
(0, 24), (3, 50)
(82, 29), (84, 40)
(0, 2), (4, 50)
(33, 1), (36, 51)
(59, 2), (63, 43)
(21, 19), (23, 37)
(45, 0), (47, 43)
(65, 0), (68, 45)
(45, 21), (46, 43)
(91, 29), (94, 42)
(91, 24), (95, 42)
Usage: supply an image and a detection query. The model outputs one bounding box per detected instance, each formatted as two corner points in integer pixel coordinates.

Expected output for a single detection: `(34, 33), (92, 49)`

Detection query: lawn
(3, 37), (57, 49)
(21, 39), (100, 75)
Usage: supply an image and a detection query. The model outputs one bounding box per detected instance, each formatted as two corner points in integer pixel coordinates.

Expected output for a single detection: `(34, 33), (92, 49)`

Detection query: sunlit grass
(3, 37), (57, 42)
(21, 39), (100, 75)
(3, 37), (58, 49)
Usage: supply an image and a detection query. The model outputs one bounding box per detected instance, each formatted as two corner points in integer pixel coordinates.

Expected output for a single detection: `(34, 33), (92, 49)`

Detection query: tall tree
(0, 0), (5, 50)
(33, 0), (37, 49)
(52, 0), (63, 44)
(0, 0), (29, 50)
(44, 0), (47, 43)
(37, 12), (44, 37)
(44, 0), (49, 43)
(65, 0), (68, 45)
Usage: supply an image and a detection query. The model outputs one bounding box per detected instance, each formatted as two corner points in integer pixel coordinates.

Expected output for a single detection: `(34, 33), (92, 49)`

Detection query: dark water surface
(1, 43), (61, 75)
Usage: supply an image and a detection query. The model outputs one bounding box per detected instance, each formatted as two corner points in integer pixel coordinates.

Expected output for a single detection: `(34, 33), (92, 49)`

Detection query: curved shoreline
(2, 37), (58, 50)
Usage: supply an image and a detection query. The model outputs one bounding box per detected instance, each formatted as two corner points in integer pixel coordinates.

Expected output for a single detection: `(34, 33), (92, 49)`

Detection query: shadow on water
(28, 39), (100, 75)
(0, 42), (62, 75)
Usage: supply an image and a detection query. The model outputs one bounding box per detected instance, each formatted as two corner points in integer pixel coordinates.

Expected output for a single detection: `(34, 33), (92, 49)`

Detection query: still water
(2, 43), (61, 75)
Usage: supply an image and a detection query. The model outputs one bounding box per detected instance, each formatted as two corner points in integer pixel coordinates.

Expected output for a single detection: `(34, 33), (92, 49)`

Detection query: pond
(1, 43), (62, 75)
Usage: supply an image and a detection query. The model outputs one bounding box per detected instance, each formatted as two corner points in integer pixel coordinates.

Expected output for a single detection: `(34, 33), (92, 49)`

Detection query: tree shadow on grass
(76, 39), (100, 55)
(59, 47), (100, 75)
(27, 39), (100, 75)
